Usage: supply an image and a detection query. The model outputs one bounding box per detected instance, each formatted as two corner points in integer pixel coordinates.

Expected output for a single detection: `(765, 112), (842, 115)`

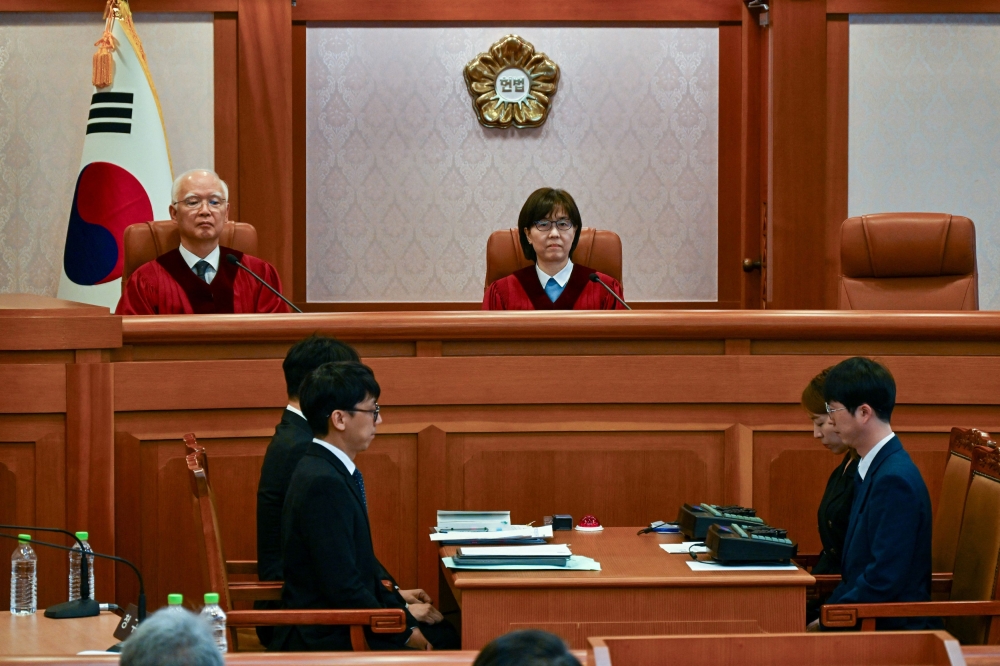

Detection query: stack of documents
(436, 511), (512, 532)
(433, 511), (552, 544)
(453, 545), (572, 567)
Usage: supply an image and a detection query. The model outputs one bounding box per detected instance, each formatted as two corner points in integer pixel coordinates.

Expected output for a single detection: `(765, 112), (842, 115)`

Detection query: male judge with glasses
(116, 169), (288, 314)
(482, 188), (626, 310)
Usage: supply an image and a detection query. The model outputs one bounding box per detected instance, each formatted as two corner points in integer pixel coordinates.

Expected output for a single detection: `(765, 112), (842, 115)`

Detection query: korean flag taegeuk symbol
(58, 0), (172, 310)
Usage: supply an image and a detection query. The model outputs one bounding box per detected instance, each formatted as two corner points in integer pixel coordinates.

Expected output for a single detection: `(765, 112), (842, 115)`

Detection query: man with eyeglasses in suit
(117, 168), (288, 314)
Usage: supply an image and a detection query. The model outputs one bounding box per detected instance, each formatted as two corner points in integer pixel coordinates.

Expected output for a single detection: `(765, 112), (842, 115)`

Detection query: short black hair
(282, 335), (359, 399)
(517, 188), (583, 262)
(472, 630), (581, 666)
(299, 361), (380, 437)
(823, 357), (896, 423)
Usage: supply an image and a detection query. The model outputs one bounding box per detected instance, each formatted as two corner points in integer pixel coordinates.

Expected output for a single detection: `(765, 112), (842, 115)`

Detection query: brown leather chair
(838, 213), (978, 310)
(122, 220), (258, 291)
(484, 227), (623, 289)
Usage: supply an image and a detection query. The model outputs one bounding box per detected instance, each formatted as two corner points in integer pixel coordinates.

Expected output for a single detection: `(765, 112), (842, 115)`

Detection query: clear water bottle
(10, 534), (37, 615)
(166, 593), (185, 611)
(200, 592), (228, 653)
(68, 531), (95, 602)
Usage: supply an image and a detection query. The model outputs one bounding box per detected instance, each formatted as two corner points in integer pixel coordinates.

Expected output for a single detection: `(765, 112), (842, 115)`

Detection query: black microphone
(589, 273), (632, 310)
(225, 253), (303, 313)
(0, 531), (146, 622)
(0, 524), (91, 617)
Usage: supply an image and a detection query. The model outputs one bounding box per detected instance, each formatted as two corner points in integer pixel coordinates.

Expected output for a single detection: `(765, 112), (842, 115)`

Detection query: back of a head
(473, 630), (581, 666)
(299, 361), (381, 436)
(283, 335), (360, 398)
(801, 366), (833, 415)
(823, 356), (896, 422)
(120, 608), (223, 666)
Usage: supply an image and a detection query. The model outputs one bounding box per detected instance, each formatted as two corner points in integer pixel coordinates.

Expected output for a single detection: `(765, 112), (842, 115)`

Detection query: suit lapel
(307, 442), (369, 522)
(841, 437), (902, 557)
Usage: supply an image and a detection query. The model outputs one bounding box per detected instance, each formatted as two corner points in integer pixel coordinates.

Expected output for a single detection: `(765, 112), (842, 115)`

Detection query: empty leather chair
(838, 213), (978, 310)
(122, 220), (258, 291)
(484, 227), (623, 289)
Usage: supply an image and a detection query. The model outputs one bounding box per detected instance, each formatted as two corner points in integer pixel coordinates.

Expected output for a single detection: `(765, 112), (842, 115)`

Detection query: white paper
(660, 542), (709, 554)
(442, 555), (601, 571)
(431, 525), (553, 541)
(686, 561), (799, 571)
(436, 510), (511, 531)
(457, 544), (572, 557)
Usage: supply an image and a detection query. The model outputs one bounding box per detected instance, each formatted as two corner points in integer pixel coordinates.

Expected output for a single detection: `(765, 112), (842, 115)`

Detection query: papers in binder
(431, 526), (553, 542)
(436, 510), (512, 532)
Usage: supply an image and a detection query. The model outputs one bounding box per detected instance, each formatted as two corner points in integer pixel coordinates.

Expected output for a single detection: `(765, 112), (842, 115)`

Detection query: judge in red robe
(116, 169), (289, 315)
(483, 188), (626, 311)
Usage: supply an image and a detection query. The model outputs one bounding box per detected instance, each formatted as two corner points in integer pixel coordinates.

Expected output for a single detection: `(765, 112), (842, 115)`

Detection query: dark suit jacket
(270, 443), (416, 651)
(813, 453), (857, 575)
(826, 436), (936, 630)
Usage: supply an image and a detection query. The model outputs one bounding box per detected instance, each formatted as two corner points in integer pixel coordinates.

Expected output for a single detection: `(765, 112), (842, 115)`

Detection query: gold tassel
(92, 11), (116, 88)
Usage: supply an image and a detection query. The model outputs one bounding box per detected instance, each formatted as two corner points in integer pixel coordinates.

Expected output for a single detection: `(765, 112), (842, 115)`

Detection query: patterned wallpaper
(0, 13), (213, 297)
(306, 27), (719, 303)
(850, 15), (1000, 310)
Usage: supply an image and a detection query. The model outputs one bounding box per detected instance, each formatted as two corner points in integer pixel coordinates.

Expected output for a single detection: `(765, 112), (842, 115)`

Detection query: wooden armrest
(932, 572), (953, 595)
(229, 581), (282, 601)
(226, 608), (406, 632)
(810, 572), (952, 597)
(822, 600), (1000, 631)
(793, 553), (821, 569)
(226, 560), (259, 575)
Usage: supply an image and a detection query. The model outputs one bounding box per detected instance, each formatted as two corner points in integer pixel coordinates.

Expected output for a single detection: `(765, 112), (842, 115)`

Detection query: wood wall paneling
(237, 0), (293, 292)
(825, 16), (849, 309)
(214, 13), (240, 222)
(0, 1), (238, 11)
(718, 24), (744, 309)
(740, 3), (764, 310)
(826, 0), (1000, 13)
(291, 22), (307, 305)
(766, 0), (827, 309)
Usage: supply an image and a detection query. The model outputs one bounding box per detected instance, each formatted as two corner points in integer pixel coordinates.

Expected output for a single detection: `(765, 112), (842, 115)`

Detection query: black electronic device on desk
(705, 523), (798, 565)
(676, 503), (766, 539)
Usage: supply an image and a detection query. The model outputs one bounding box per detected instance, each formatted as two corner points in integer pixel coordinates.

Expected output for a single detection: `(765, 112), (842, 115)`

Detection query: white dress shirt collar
(312, 437), (356, 475)
(536, 259), (574, 289)
(285, 405), (305, 420)
(857, 432), (895, 480)
(178, 243), (220, 271)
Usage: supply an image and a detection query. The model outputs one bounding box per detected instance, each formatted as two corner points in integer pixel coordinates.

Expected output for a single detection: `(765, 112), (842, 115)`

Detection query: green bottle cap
(75, 532), (89, 541)
(17, 534), (30, 543)
(167, 594), (183, 606)
(204, 592), (219, 604)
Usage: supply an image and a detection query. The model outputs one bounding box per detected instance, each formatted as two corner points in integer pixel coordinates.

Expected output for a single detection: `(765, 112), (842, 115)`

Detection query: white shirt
(285, 405), (305, 420)
(857, 432), (895, 480)
(178, 244), (220, 284)
(312, 437), (355, 475)
(536, 258), (574, 290)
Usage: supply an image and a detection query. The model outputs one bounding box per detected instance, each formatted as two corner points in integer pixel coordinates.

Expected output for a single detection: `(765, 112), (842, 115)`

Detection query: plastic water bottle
(68, 531), (95, 602)
(200, 592), (228, 653)
(10, 534), (37, 615)
(166, 593), (185, 611)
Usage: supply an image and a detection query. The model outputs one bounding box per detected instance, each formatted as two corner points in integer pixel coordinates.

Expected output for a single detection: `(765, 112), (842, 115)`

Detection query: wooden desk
(0, 611), (120, 656)
(439, 528), (815, 649)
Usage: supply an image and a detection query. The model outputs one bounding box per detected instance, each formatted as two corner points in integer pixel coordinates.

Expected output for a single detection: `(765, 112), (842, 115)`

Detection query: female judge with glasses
(483, 188), (626, 310)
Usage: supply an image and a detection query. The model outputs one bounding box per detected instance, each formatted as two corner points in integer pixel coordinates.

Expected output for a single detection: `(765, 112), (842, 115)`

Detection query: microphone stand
(588, 273), (632, 310)
(225, 253), (303, 312)
(0, 531), (146, 621)
(0, 524), (92, 618)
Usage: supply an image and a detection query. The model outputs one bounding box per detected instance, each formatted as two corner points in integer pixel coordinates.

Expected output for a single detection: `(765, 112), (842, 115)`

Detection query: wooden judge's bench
(3, 294), (1000, 628)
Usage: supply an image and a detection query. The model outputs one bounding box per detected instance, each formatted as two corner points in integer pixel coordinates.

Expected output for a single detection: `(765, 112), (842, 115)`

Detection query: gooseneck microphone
(0, 531), (147, 622)
(225, 253), (303, 313)
(589, 273), (632, 310)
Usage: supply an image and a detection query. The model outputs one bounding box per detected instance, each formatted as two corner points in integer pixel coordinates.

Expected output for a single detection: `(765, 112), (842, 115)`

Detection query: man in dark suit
(271, 361), (456, 651)
(818, 357), (937, 631)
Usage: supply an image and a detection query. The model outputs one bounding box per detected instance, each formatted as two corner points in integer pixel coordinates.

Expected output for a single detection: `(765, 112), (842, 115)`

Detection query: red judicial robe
(116, 247), (289, 315)
(482, 264), (626, 310)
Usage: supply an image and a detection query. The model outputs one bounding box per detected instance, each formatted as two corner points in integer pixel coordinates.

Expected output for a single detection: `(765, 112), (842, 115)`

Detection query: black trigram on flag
(86, 92), (133, 134)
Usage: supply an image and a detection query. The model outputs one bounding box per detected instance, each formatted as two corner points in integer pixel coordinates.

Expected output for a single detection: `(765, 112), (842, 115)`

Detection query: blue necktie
(544, 277), (564, 303)
(193, 260), (211, 283)
(352, 469), (367, 513)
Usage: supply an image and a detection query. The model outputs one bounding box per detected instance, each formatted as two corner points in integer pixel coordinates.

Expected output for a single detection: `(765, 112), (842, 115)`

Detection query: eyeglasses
(825, 403), (847, 415)
(533, 218), (574, 232)
(174, 196), (227, 210)
(350, 403), (380, 423)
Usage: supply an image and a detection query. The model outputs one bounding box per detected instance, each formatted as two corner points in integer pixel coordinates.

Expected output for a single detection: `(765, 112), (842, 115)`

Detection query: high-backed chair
(933, 428), (996, 575)
(822, 444), (1000, 642)
(184, 434), (406, 651)
(122, 220), (258, 290)
(484, 227), (622, 288)
(838, 213), (978, 310)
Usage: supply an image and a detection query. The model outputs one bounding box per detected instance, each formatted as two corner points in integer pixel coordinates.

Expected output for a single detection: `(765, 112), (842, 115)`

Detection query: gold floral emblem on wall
(464, 35), (560, 129)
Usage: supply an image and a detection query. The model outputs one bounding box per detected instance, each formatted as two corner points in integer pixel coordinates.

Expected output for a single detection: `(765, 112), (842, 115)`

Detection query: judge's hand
(399, 588), (432, 604)
(406, 627), (433, 650)
(407, 603), (444, 624)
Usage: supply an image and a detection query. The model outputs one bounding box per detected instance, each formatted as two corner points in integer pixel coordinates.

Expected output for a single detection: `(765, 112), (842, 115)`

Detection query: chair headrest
(840, 213), (976, 279)
(484, 227), (623, 288)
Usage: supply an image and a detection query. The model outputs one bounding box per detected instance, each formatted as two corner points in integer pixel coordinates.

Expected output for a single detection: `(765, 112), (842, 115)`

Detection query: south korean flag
(57, 0), (172, 310)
